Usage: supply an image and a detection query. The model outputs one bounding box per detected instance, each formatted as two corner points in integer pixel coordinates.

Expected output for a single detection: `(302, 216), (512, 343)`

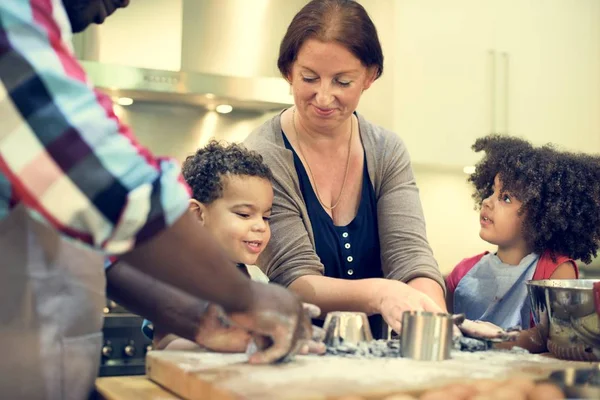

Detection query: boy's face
(479, 174), (527, 251)
(191, 175), (273, 266)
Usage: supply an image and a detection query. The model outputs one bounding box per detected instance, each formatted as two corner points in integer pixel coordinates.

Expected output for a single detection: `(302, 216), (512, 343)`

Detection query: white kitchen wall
(355, 0), (396, 130)
(391, 0), (600, 167)
(412, 165), (495, 274)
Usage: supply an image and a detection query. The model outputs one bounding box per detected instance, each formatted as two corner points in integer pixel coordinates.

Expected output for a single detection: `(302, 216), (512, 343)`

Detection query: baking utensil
(400, 311), (453, 361)
(527, 279), (600, 361)
(322, 311), (373, 347)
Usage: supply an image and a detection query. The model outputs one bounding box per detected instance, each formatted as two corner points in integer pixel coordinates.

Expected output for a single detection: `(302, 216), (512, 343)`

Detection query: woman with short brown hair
(245, 0), (446, 338)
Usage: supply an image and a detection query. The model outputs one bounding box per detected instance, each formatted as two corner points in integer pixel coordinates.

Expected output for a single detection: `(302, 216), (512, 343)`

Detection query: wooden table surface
(94, 352), (594, 400)
(95, 375), (180, 400)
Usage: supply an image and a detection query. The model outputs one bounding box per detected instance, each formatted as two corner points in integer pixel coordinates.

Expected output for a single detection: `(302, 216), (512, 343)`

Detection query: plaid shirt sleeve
(0, 0), (191, 254)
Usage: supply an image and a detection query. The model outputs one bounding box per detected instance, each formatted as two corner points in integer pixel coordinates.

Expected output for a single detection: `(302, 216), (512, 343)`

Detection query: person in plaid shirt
(0, 1), (314, 397)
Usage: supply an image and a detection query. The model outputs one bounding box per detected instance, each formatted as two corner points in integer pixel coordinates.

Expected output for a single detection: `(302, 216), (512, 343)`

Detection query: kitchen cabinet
(392, 0), (600, 168)
(497, 0), (600, 153)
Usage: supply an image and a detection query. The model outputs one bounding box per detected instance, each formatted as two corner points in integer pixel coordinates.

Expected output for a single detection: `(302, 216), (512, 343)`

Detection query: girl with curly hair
(446, 135), (600, 351)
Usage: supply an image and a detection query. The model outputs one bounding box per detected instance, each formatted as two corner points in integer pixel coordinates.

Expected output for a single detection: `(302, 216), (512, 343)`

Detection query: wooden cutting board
(146, 349), (593, 399)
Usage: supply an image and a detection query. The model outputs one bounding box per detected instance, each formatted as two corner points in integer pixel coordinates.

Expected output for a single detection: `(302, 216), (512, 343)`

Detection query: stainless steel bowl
(322, 311), (373, 347)
(527, 279), (600, 361)
(400, 311), (453, 361)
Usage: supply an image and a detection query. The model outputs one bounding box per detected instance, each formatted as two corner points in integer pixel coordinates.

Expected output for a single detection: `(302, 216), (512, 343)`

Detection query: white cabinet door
(497, 0), (600, 153)
(393, 0), (497, 168)
(356, 0), (398, 130)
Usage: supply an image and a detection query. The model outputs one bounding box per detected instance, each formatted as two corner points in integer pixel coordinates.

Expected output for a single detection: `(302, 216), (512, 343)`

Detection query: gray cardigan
(244, 112), (445, 291)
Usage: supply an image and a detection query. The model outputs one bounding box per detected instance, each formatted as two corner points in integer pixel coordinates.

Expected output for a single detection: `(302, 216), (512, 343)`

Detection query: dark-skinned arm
(120, 210), (253, 313)
(105, 259), (210, 344)
(106, 260), (257, 352)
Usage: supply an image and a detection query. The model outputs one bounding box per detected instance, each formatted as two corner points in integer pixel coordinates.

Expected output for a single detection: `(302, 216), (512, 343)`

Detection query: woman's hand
(375, 279), (446, 333)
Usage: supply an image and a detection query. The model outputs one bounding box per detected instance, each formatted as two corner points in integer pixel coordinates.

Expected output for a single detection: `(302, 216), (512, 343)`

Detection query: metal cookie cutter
(400, 311), (453, 361)
(323, 311), (373, 347)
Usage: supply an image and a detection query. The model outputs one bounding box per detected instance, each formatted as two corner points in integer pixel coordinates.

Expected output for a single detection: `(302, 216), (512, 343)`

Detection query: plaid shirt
(0, 0), (191, 254)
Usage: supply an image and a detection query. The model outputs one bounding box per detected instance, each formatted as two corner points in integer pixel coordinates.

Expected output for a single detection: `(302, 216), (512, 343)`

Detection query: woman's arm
(373, 131), (446, 294)
(408, 277), (447, 311)
(289, 276), (382, 316)
(290, 275), (445, 332)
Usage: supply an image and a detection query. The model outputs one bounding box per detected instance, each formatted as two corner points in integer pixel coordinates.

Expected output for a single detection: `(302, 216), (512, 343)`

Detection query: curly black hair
(469, 134), (600, 263)
(181, 140), (273, 204)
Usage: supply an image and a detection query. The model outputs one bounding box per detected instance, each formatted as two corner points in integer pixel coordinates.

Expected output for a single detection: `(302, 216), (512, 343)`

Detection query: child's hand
(456, 318), (521, 341)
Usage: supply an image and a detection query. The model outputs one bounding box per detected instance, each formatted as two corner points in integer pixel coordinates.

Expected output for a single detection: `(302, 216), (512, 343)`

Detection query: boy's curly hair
(181, 140), (273, 204)
(469, 134), (600, 263)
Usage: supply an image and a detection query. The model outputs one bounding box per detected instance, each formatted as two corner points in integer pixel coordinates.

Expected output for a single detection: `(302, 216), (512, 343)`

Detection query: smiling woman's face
(288, 38), (377, 133)
(63, 0), (130, 33)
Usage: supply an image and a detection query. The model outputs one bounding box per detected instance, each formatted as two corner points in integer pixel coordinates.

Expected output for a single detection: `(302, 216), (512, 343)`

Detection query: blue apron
(453, 252), (538, 329)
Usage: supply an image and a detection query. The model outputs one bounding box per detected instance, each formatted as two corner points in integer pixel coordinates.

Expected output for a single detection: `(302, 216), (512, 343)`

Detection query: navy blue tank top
(282, 133), (386, 338)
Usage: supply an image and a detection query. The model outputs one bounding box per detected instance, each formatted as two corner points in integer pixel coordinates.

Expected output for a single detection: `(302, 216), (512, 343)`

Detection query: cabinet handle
(502, 52), (509, 134)
(489, 50), (496, 134)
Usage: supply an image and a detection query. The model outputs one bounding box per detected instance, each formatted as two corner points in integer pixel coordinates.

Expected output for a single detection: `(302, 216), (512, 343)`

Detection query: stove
(99, 299), (152, 377)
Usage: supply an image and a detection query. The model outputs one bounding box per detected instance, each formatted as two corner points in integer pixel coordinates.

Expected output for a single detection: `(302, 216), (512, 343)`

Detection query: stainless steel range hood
(80, 60), (292, 112)
(73, 0), (308, 112)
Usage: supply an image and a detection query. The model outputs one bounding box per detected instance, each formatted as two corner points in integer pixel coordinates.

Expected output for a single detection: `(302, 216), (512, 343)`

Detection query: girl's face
(191, 175), (273, 266)
(479, 174), (527, 250)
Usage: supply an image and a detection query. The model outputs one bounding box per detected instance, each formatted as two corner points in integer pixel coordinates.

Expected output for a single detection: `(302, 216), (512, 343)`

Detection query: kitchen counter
(95, 376), (179, 399)
(94, 352), (594, 400)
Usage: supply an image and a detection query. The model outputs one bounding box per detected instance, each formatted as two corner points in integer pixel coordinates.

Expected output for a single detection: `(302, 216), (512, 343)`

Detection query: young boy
(145, 140), (274, 350)
(447, 135), (600, 351)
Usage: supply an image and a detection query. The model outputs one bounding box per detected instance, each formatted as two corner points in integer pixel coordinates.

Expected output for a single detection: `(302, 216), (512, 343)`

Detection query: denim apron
(0, 206), (105, 399)
(453, 252), (538, 329)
